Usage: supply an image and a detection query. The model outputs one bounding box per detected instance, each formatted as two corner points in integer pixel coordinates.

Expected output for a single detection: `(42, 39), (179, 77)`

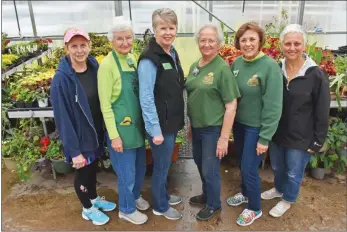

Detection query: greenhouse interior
(1, 0), (347, 231)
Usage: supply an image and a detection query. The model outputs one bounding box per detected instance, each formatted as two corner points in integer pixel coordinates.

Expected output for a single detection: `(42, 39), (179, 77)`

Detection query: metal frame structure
(7, 0), (347, 41)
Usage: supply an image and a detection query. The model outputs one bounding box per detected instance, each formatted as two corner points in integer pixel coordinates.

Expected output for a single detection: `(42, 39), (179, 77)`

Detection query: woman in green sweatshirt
(97, 17), (148, 225)
(225, 22), (283, 226)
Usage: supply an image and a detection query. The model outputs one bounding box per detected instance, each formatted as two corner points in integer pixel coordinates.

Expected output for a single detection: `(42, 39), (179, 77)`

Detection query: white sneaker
(136, 196), (150, 211)
(119, 209), (148, 225)
(269, 201), (291, 217)
(261, 187), (283, 200)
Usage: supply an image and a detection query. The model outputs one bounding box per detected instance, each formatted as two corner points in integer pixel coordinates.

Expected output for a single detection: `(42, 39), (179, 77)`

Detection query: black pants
(74, 160), (98, 209)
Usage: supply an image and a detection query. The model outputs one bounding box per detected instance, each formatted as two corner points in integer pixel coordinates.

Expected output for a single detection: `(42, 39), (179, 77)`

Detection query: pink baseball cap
(63, 28), (90, 43)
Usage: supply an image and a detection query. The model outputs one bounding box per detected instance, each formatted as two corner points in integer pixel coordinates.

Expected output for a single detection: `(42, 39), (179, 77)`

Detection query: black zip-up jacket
(272, 64), (330, 152)
(138, 38), (185, 133)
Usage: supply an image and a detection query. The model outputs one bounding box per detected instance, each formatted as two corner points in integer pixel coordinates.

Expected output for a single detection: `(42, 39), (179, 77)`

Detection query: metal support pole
(13, 0), (22, 37)
(114, 0), (123, 16)
(128, 0), (132, 21)
(28, 1), (37, 36)
(242, 0), (246, 15)
(297, 1), (305, 25)
(208, 0), (213, 22)
(192, 0), (235, 32)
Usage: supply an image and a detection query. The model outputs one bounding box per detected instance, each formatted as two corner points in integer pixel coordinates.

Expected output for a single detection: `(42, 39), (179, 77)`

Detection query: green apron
(111, 51), (145, 149)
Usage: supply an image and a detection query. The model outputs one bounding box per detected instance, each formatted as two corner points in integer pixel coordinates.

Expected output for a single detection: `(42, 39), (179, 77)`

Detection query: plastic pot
(15, 102), (25, 108)
(50, 159), (74, 174)
(38, 98), (49, 108)
(2, 157), (18, 171)
(311, 168), (326, 180)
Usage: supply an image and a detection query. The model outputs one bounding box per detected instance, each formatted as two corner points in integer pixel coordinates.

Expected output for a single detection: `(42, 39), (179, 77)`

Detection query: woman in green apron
(98, 17), (148, 225)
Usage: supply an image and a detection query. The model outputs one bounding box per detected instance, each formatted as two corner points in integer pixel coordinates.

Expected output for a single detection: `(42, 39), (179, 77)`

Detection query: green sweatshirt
(231, 53), (283, 145)
(97, 51), (137, 140)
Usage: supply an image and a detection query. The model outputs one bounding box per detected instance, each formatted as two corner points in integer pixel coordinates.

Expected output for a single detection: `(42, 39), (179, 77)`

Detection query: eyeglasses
(114, 37), (133, 45)
(199, 39), (218, 45)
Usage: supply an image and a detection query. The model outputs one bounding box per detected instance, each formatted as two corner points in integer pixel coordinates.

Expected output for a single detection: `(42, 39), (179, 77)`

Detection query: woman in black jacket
(261, 24), (330, 217)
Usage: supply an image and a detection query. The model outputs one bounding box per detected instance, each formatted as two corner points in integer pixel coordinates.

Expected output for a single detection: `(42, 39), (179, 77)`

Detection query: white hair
(107, 16), (134, 41)
(195, 23), (224, 45)
(280, 24), (307, 47)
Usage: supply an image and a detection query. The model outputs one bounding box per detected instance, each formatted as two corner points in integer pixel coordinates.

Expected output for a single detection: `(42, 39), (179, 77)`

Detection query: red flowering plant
(218, 45), (244, 66)
(39, 136), (50, 153)
(34, 38), (53, 52)
(262, 36), (283, 62)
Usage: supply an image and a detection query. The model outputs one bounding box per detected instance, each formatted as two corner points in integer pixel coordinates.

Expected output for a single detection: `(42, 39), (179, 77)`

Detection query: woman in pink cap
(50, 27), (116, 226)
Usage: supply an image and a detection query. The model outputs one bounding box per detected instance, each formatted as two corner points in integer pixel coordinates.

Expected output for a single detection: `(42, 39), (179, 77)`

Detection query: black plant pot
(25, 100), (39, 108)
(15, 101), (25, 108)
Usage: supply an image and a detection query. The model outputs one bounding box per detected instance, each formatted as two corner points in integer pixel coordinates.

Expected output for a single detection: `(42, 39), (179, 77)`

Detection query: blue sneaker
(92, 196), (117, 212)
(82, 206), (110, 225)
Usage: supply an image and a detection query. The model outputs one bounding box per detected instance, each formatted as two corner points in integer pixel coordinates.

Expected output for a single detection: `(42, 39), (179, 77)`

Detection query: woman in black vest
(138, 8), (185, 220)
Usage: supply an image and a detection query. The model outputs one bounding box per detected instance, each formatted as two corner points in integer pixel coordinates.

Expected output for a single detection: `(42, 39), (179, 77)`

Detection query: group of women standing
(51, 7), (330, 227)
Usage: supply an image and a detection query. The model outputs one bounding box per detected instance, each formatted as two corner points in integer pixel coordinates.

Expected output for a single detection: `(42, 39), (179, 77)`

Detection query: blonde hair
(152, 8), (178, 31)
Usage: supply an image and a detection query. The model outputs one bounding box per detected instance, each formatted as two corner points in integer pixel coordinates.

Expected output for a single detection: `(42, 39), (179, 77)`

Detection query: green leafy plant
(306, 42), (323, 65)
(3, 128), (43, 180)
(264, 8), (288, 37)
(329, 74), (347, 110)
(45, 140), (65, 160)
(311, 117), (347, 174)
(334, 55), (347, 75)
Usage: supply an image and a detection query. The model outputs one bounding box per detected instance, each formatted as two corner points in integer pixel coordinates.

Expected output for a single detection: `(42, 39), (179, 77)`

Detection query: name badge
(162, 63), (173, 70)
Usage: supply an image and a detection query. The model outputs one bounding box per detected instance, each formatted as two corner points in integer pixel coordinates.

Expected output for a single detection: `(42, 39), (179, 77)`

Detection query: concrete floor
(1, 158), (347, 231)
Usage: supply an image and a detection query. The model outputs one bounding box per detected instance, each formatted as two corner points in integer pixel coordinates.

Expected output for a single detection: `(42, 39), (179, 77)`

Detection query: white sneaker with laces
(119, 209), (148, 225)
(269, 201), (291, 217)
(136, 196), (150, 211)
(261, 187), (283, 200)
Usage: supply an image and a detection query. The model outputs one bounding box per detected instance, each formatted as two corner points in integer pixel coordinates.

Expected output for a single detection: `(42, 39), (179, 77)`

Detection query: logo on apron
(120, 116), (132, 126)
(203, 72), (214, 85)
(247, 74), (259, 86)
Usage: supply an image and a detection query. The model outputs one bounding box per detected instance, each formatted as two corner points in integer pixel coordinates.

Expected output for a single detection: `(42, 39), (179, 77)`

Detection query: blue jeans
(269, 142), (311, 203)
(106, 135), (146, 214)
(233, 122), (263, 211)
(192, 126), (221, 210)
(147, 132), (177, 213)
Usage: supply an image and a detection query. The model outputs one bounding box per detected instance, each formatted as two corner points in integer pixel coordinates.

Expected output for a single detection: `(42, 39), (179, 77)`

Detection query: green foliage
(334, 55), (347, 74)
(264, 8), (288, 37)
(311, 117), (347, 174)
(45, 140), (64, 160)
(329, 74), (347, 110)
(2, 128), (43, 180)
(89, 33), (112, 56)
(306, 42), (323, 65)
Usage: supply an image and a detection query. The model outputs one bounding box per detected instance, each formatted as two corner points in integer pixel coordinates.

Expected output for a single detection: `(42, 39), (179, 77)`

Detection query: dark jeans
(107, 135), (146, 214)
(269, 141), (311, 203)
(74, 160), (98, 209)
(233, 121), (263, 211)
(192, 126), (221, 210)
(147, 132), (177, 213)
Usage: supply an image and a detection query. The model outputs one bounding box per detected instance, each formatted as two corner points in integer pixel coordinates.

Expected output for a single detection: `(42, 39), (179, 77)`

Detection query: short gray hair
(152, 8), (178, 31)
(107, 17), (134, 41)
(280, 24), (307, 47)
(195, 23), (224, 45)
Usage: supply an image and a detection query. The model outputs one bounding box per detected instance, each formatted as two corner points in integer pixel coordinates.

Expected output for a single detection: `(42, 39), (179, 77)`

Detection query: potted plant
(1, 139), (17, 170)
(310, 117), (347, 179)
(35, 89), (49, 108)
(45, 139), (73, 174)
(310, 153), (338, 179)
